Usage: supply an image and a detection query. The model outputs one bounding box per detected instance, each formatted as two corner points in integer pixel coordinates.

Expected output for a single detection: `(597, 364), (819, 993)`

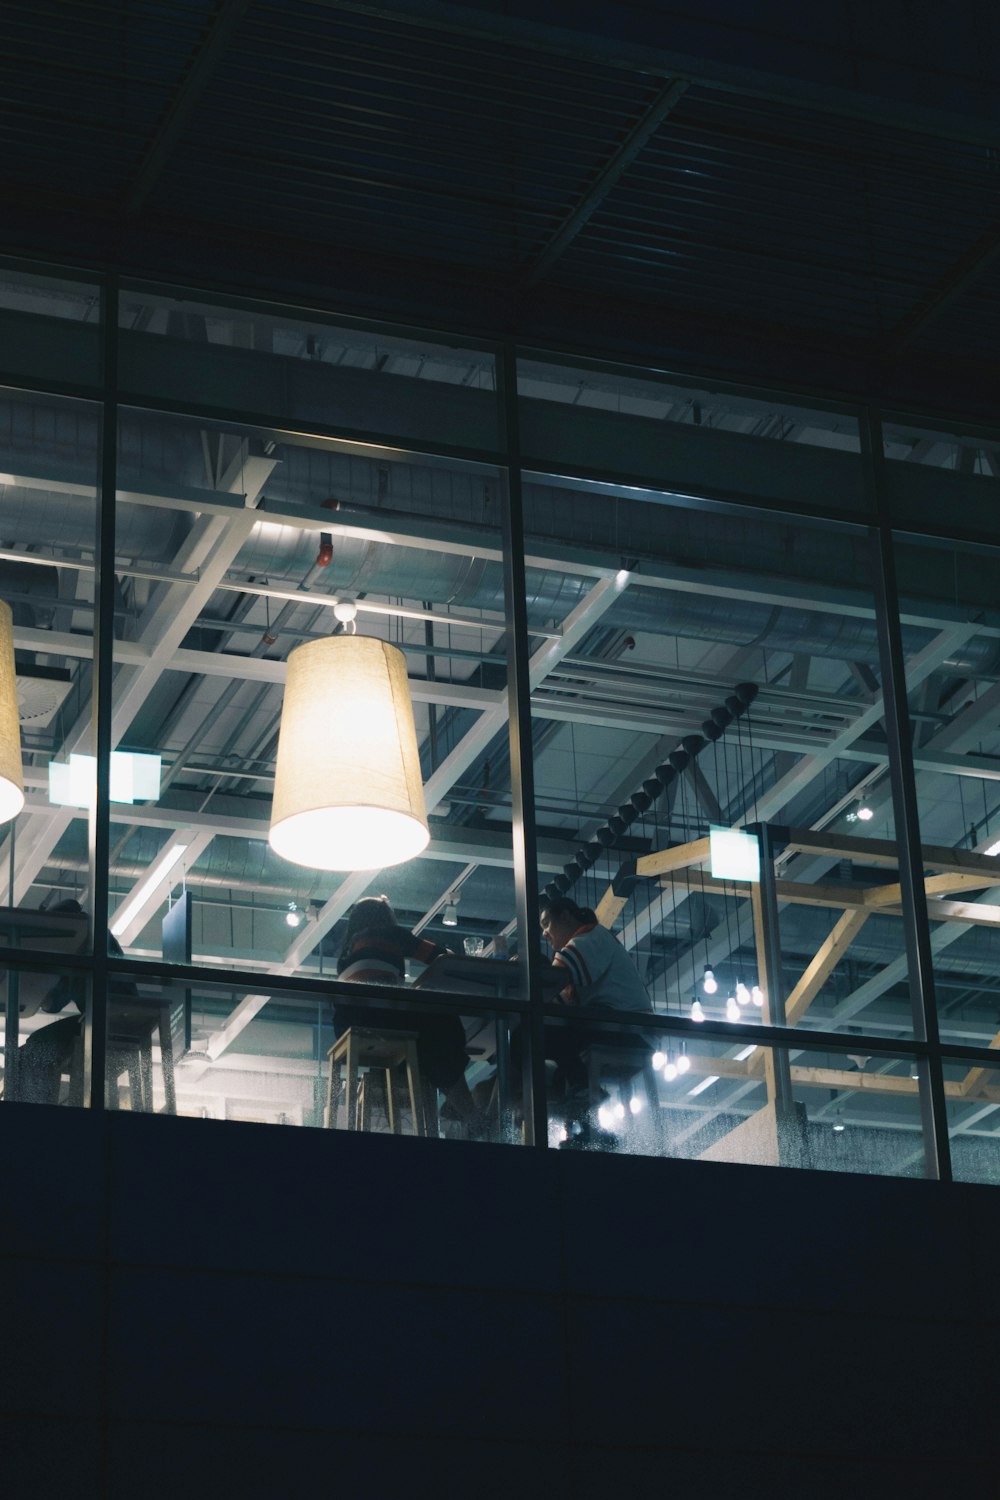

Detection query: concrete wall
(1, 1104), (995, 1498)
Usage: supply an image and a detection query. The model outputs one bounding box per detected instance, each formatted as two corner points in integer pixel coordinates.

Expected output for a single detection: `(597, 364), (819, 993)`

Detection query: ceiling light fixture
(702, 964), (718, 995)
(442, 900), (459, 927)
(725, 996), (741, 1022)
(269, 610), (429, 872)
(285, 901), (302, 928)
(690, 998), (706, 1022)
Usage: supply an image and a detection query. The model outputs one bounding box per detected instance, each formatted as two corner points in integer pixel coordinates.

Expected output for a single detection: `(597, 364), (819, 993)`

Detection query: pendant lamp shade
(0, 601), (23, 826)
(269, 634), (429, 872)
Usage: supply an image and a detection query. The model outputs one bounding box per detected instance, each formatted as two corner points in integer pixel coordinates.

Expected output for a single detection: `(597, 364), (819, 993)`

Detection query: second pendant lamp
(269, 626), (429, 872)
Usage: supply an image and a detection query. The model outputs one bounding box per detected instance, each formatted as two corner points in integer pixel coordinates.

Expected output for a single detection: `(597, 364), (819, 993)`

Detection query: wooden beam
(784, 826), (1000, 880)
(594, 888), (629, 929)
(636, 837), (711, 879)
(960, 1030), (1000, 1097)
(785, 908), (871, 1027)
(864, 870), (1000, 909)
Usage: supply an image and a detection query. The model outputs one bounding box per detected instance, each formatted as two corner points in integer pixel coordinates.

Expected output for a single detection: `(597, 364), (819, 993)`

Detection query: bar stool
(325, 1027), (429, 1136)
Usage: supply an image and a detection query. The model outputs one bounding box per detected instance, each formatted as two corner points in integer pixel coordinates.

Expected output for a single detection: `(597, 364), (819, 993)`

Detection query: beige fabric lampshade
(268, 634), (429, 871)
(0, 600), (23, 826)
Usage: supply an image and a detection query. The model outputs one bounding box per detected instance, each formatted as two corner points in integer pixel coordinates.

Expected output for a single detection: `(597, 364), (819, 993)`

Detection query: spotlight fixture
(442, 900), (459, 927)
(702, 964), (718, 995)
(285, 901), (302, 928)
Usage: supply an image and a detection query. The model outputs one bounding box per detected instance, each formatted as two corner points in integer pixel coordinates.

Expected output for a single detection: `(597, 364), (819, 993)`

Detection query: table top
(414, 953), (566, 998)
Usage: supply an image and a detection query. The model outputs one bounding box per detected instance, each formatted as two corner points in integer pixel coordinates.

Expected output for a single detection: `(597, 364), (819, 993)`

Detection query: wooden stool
(325, 1027), (428, 1136)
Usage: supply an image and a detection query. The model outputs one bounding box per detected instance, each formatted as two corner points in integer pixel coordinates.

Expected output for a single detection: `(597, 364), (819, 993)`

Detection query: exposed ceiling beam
(124, 0), (252, 215)
(523, 80), (688, 286)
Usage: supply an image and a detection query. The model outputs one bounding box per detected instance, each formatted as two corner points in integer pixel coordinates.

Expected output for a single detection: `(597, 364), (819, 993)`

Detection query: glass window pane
(0, 962), (90, 1106)
(0, 388), (99, 944)
(884, 417), (1000, 537)
(519, 357), (866, 516)
(0, 264), (101, 388)
(542, 1016), (928, 1175)
(103, 968), (525, 1142)
(120, 285), (500, 454)
(521, 360), (908, 1048)
(944, 1054), (1000, 1185)
(891, 525), (1000, 1046)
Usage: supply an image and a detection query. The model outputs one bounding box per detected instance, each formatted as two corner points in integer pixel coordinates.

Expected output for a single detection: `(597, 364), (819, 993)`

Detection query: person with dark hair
(511, 894), (652, 1133)
(333, 894), (484, 1135)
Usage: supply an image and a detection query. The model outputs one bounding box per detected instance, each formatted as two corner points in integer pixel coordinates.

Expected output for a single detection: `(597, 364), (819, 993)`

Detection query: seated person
(332, 895), (484, 1133)
(511, 895), (653, 1124)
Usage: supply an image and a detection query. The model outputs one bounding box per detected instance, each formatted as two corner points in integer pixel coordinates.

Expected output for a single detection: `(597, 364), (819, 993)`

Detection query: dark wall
(1, 1104), (993, 1498)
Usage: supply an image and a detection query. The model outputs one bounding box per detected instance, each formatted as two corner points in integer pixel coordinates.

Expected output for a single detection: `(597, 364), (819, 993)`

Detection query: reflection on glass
(107, 972), (524, 1145)
(892, 524), (1000, 1046)
(944, 1055), (1000, 1185)
(546, 1021), (928, 1175)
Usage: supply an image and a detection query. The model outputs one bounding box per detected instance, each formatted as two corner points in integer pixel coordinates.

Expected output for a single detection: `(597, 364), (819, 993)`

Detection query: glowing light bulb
(735, 980), (750, 1006)
(690, 998), (706, 1023)
(751, 984), (763, 1007)
(663, 1060), (679, 1082)
(702, 964), (718, 995)
(285, 901), (302, 928)
(726, 996), (740, 1022)
(442, 900), (458, 927)
(856, 802), (874, 822)
(832, 1121), (846, 1134)
(629, 1096), (643, 1115)
(676, 1053), (691, 1075)
(652, 1051), (666, 1069)
(597, 1104), (615, 1130)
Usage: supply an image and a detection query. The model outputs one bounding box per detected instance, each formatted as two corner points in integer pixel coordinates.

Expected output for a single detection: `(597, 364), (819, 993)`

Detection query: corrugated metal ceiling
(0, 0), (998, 363)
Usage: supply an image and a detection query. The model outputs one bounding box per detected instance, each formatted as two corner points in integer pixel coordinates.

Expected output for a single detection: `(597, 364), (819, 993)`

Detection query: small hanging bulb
(751, 984), (764, 1008)
(702, 964), (718, 995)
(735, 980), (750, 1006)
(613, 1100), (626, 1122)
(652, 1051), (666, 1069)
(285, 901), (302, 928)
(725, 996), (740, 1022)
(629, 1096), (643, 1115)
(663, 1060), (679, 1082)
(676, 1052), (691, 1075)
(855, 800), (874, 822)
(690, 998), (706, 1023)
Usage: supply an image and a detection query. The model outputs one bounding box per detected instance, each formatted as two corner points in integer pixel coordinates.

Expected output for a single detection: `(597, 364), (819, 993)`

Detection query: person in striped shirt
(526, 895), (652, 1118)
